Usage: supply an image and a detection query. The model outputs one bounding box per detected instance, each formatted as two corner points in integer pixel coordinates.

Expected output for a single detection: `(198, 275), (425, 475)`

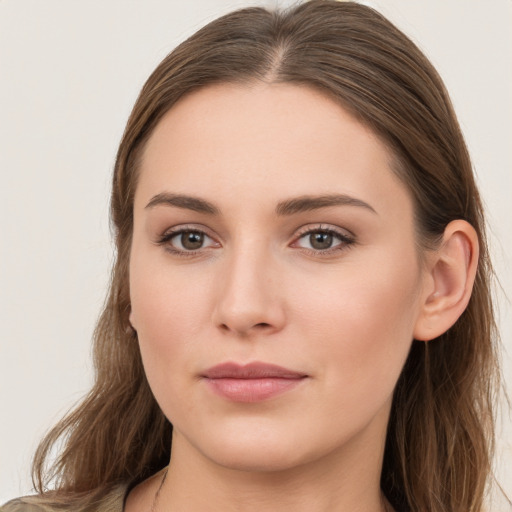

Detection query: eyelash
(292, 225), (355, 256)
(156, 224), (355, 257)
(156, 225), (218, 257)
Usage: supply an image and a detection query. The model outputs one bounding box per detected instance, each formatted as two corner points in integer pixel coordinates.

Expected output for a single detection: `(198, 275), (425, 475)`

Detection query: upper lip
(202, 362), (307, 379)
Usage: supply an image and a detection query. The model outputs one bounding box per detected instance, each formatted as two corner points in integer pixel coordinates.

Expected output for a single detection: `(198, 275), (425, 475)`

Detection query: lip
(201, 362), (308, 402)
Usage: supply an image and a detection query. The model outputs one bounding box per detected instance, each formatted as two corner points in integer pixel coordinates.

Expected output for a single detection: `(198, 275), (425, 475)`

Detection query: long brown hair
(32, 2), (502, 511)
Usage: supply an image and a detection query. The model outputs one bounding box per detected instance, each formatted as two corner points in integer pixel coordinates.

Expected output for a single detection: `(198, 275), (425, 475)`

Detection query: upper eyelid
(294, 223), (355, 239)
(159, 223), (217, 239)
(158, 222), (352, 235)
(292, 228), (354, 246)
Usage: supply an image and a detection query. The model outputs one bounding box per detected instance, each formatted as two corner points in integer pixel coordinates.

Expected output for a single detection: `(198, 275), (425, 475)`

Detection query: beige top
(0, 484), (128, 512)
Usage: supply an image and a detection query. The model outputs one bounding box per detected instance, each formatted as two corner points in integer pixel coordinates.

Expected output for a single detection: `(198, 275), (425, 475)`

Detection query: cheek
(129, 248), (211, 390)
(291, 250), (421, 397)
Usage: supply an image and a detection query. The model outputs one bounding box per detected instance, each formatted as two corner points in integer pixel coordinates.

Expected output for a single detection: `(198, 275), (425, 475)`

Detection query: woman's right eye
(158, 229), (219, 254)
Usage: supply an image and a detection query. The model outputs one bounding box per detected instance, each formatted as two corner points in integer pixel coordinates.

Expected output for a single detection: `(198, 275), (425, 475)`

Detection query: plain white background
(1, 0), (510, 508)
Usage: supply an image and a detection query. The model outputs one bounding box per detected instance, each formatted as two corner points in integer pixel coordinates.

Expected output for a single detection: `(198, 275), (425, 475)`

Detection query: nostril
(219, 322), (271, 334)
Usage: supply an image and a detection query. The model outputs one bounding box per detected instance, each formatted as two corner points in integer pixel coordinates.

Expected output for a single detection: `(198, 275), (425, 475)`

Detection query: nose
(211, 246), (286, 337)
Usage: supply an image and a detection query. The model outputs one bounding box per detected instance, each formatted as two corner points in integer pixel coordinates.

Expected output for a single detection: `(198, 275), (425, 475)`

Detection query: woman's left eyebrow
(275, 194), (378, 216)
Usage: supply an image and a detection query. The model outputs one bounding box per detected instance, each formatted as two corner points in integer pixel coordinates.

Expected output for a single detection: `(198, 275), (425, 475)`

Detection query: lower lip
(204, 377), (305, 402)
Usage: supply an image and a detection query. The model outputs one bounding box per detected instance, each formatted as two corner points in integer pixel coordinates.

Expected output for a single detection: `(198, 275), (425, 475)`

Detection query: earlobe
(414, 220), (479, 342)
(129, 308), (137, 333)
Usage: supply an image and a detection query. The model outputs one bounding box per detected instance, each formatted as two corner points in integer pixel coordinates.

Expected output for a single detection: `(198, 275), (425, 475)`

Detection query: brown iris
(309, 232), (333, 250)
(181, 231), (204, 250)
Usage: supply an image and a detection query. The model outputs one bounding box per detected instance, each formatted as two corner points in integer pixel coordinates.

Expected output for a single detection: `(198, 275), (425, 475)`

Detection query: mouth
(201, 362), (308, 403)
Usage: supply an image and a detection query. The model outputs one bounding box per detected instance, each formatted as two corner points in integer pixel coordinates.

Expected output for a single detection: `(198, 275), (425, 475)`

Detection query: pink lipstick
(202, 362), (307, 402)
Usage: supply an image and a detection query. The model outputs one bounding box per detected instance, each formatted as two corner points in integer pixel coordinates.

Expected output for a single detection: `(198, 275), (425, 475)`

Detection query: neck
(158, 425), (390, 512)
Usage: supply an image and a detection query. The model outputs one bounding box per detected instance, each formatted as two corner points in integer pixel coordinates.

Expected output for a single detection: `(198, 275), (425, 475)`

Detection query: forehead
(135, 82), (411, 220)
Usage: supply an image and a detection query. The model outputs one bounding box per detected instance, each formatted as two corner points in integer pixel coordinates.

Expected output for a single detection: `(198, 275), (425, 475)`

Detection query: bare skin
(125, 82), (478, 512)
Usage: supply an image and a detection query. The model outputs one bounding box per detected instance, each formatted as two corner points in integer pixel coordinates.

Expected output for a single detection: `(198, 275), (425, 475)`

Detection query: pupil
(181, 231), (204, 250)
(310, 232), (333, 250)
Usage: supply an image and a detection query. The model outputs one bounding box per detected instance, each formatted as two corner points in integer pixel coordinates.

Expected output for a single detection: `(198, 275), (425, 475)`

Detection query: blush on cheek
(133, 278), (205, 378)
(298, 265), (417, 379)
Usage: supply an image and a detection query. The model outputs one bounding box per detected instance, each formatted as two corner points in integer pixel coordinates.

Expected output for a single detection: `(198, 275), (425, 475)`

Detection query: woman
(2, 1), (505, 511)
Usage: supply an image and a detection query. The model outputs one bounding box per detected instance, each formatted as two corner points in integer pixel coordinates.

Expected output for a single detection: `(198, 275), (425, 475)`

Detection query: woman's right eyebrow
(145, 193), (219, 215)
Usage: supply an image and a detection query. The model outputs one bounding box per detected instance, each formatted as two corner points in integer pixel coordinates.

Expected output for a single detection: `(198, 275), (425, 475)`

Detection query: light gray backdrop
(1, 0), (510, 508)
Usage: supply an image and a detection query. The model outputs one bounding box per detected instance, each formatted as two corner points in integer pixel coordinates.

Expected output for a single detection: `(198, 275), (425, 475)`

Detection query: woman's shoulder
(0, 498), (51, 512)
(1, 483), (128, 512)
(1, 496), (62, 512)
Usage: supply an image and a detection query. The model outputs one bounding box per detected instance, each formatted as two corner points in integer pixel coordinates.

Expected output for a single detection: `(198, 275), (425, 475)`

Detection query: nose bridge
(212, 235), (284, 335)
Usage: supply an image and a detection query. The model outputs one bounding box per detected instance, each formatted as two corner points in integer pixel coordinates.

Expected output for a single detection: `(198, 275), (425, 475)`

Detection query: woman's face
(130, 83), (430, 472)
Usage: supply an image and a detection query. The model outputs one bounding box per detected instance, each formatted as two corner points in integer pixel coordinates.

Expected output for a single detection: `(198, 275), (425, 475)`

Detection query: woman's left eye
(292, 228), (354, 252)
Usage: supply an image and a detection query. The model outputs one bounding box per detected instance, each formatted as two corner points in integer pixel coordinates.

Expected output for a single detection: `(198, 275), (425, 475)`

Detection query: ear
(129, 308), (137, 332)
(414, 220), (479, 342)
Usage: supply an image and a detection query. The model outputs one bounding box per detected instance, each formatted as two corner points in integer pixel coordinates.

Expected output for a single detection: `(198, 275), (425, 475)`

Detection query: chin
(204, 441), (310, 474)
(170, 417), (305, 472)
(181, 419), (345, 475)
